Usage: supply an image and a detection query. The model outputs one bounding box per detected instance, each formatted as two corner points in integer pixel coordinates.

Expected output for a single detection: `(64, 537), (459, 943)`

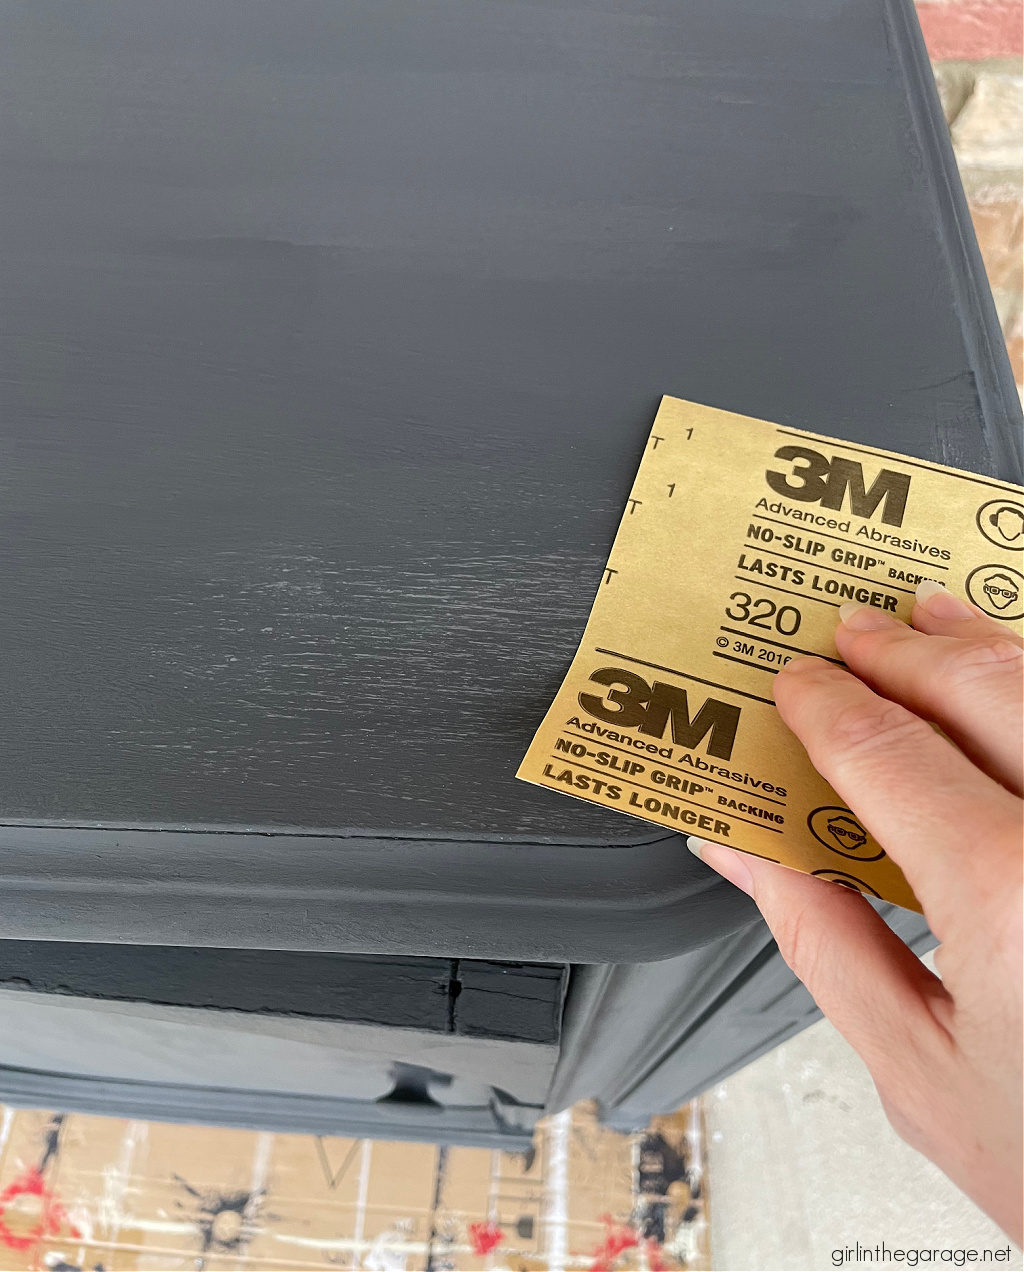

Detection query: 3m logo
(578, 668), (741, 761)
(766, 446), (911, 527)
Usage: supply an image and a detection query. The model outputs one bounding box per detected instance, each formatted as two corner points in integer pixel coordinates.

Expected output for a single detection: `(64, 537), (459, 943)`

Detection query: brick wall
(918, 0), (1023, 393)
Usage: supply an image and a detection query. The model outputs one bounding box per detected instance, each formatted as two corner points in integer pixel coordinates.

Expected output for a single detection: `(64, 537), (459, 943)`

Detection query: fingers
(913, 579), (1024, 647)
(834, 587), (1023, 796)
(771, 655), (1022, 931)
(687, 839), (951, 1077)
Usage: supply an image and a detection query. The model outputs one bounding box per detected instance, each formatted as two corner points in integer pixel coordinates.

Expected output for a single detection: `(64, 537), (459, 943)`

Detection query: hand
(688, 579), (1023, 1243)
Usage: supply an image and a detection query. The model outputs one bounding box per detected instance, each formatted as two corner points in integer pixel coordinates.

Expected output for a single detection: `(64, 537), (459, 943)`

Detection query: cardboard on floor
(0, 1101), (708, 1271)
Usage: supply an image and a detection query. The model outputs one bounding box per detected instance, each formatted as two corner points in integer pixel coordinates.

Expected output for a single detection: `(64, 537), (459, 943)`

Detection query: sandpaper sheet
(518, 397), (1024, 910)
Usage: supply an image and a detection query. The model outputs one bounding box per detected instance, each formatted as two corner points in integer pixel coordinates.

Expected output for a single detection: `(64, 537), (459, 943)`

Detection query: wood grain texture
(0, 942), (566, 1041)
(455, 961), (566, 1043)
(0, 943), (452, 1031)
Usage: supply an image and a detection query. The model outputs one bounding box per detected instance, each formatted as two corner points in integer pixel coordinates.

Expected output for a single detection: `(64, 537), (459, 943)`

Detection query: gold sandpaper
(517, 396), (1024, 911)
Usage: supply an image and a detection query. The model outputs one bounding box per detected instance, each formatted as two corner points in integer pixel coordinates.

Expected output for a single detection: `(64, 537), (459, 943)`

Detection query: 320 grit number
(725, 591), (802, 635)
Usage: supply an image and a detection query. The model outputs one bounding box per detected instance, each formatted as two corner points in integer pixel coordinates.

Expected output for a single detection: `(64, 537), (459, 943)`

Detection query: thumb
(687, 838), (948, 1077)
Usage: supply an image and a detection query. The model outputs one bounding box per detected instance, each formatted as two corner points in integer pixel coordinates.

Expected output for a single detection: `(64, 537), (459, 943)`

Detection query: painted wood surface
(0, 942), (565, 1042)
(0, 0), (1018, 954)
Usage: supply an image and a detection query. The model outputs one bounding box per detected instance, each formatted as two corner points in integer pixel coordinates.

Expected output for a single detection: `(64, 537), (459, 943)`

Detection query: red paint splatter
(0, 1166), (81, 1253)
(643, 1237), (669, 1270)
(588, 1214), (638, 1270)
(468, 1220), (503, 1255)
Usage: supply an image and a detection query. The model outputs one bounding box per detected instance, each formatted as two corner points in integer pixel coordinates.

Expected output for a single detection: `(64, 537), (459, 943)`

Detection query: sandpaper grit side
(518, 397), (1024, 911)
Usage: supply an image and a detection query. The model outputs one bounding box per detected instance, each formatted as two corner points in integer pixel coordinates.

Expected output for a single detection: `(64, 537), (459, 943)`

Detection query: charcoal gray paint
(547, 903), (935, 1125)
(0, 987), (554, 1144)
(0, 942), (566, 1042)
(0, 1065), (540, 1150)
(0, 0), (1019, 958)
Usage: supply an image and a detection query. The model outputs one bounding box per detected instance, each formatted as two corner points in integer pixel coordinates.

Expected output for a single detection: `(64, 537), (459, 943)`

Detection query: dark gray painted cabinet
(0, 945), (564, 1147)
(0, 0), (1016, 1135)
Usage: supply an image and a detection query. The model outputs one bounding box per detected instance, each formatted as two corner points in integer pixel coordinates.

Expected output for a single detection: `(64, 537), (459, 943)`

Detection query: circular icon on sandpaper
(811, 869), (881, 898)
(964, 564), (1024, 621)
(976, 498), (1024, 550)
(807, 806), (885, 862)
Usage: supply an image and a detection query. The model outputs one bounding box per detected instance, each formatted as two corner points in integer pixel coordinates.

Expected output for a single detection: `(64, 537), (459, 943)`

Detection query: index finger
(772, 657), (1021, 933)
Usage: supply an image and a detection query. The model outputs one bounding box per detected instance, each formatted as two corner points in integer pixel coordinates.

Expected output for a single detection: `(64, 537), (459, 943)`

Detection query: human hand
(688, 579), (1023, 1242)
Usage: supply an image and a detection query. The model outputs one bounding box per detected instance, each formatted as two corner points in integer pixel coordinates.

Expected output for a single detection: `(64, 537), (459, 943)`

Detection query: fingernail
(837, 602), (902, 631)
(778, 654), (826, 674)
(916, 579), (974, 620)
(687, 836), (754, 895)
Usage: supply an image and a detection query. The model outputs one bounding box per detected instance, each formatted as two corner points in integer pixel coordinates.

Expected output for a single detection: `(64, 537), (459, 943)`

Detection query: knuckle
(877, 1085), (934, 1156)
(936, 636), (1024, 694)
(772, 899), (834, 986)
(874, 1030), (953, 1150)
(822, 697), (930, 767)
